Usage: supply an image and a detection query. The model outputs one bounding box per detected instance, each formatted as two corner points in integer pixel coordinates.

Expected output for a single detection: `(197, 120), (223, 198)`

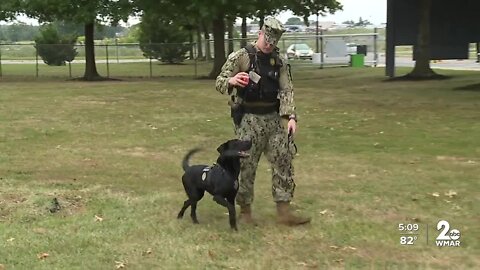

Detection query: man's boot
(276, 201), (311, 226)
(238, 204), (257, 225)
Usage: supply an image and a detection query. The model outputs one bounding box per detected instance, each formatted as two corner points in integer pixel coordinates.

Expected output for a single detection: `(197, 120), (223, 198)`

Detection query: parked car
(286, 43), (314, 60)
(285, 25), (303, 32)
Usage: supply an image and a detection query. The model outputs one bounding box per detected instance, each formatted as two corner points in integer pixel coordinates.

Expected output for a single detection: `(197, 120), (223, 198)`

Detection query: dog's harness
(201, 165), (213, 181)
(201, 164), (239, 191)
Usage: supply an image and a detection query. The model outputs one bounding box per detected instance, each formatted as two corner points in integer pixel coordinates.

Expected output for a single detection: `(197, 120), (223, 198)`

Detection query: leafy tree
(0, 0), (21, 21)
(34, 24), (77, 66)
(285, 17), (303, 25)
(289, 0), (342, 26)
(0, 23), (40, 41)
(354, 17), (371, 27)
(134, 0), (342, 78)
(21, 0), (135, 80)
(117, 24), (141, 43)
(138, 11), (190, 64)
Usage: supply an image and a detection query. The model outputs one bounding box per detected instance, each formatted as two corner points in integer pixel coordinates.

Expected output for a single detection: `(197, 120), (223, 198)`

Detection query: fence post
(105, 44), (110, 78)
(35, 45), (39, 78)
(476, 42), (480, 63)
(115, 38), (119, 63)
(205, 39), (210, 61)
(320, 29), (324, 69)
(0, 44), (2, 77)
(315, 13), (319, 53)
(193, 42), (198, 78)
(374, 28), (378, 67)
(149, 42), (153, 78)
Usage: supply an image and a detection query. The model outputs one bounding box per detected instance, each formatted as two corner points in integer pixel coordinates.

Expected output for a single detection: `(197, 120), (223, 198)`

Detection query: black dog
(177, 139), (252, 230)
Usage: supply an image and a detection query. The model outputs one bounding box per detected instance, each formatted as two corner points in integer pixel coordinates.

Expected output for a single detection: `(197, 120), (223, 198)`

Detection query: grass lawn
(0, 60), (209, 79)
(0, 66), (479, 269)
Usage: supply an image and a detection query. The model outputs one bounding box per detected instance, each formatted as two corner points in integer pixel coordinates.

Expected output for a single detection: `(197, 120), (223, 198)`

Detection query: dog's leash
(288, 129), (298, 155)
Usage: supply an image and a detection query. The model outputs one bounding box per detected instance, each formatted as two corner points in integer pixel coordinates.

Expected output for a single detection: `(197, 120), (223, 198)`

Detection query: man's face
(257, 30), (275, 54)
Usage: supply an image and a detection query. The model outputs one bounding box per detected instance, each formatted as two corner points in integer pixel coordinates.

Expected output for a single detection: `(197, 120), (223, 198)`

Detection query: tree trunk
(83, 22), (101, 80)
(189, 30), (194, 60)
(241, 16), (247, 48)
(202, 21), (211, 61)
(196, 24), (203, 59)
(208, 15), (226, 79)
(407, 0), (438, 78)
(259, 15), (265, 29)
(227, 18), (234, 54)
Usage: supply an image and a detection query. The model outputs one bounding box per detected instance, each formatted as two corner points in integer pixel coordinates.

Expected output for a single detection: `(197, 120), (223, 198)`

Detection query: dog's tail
(182, 148), (202, 171)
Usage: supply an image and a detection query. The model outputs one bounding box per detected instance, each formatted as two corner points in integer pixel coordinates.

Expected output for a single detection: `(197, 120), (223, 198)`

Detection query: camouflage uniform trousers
(234, 112), (296, 206)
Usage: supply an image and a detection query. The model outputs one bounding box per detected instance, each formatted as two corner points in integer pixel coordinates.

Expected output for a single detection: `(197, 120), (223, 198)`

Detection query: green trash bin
(350, 54), (365, 67)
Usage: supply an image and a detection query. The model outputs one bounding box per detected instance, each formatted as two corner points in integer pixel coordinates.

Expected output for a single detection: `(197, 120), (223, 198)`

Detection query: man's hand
(228, 72), (249, 88)
(287, 119), (296, 135)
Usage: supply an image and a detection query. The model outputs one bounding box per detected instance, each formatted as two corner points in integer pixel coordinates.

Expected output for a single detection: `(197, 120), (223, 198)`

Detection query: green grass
(0, 61), (210, 79)
(0, 66), (479, 269)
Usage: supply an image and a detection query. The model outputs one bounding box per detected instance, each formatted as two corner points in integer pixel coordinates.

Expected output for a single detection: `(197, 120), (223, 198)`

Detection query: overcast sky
(4, 0), (387, 26)
(278, 0), (387, 25)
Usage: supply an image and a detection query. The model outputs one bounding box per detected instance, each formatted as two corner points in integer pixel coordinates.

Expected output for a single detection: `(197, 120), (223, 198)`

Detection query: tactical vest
(240, 44), (282, 104)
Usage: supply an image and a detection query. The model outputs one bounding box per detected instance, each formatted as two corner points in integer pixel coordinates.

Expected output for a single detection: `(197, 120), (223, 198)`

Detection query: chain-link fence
(0, 29), (384, 79)
(0, 42), (206, 78)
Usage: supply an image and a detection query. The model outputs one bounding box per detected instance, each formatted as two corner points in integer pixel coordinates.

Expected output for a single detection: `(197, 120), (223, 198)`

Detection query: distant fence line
(0, 30), (382, 79)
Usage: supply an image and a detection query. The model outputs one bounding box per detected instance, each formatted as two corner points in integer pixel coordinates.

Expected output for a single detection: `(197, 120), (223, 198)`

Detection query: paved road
(375, 55), (480, 71)
(373, 55), (480, 71)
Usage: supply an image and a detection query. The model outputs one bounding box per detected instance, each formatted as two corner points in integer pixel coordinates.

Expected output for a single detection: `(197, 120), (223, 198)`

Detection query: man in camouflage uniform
(215, 17), (310, 226)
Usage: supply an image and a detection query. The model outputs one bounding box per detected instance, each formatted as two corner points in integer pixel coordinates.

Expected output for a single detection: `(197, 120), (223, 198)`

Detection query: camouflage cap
(262, 17), (286, 46)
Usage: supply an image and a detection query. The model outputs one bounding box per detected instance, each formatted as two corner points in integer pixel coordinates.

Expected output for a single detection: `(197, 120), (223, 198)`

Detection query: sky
(277, 0), (387, 25)
(4, 0), (387, 27)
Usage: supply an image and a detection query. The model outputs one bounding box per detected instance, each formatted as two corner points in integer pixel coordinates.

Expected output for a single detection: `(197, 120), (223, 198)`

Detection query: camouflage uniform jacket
(215, 42), (296, 117)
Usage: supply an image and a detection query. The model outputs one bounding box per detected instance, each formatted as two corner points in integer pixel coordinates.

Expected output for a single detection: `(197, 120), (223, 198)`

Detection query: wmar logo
(435, 220), (461, 247)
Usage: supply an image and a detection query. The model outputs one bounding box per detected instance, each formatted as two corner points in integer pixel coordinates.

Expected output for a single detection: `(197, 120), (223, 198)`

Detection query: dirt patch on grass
(0, 193), (28, 221)
(436, 156), (477, 165)
(116, 147), (177, 160)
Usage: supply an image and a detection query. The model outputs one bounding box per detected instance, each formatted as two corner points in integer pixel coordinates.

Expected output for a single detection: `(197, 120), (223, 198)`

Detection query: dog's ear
(216, 142), (228, 154)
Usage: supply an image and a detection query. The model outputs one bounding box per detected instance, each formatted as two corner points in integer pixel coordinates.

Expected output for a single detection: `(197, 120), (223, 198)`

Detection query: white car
(286, 44), (314, 60)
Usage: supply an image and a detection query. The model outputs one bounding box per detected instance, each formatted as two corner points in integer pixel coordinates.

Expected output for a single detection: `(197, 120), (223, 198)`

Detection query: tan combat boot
(238, 205), (258, 226)
(276, 202), (311, 226)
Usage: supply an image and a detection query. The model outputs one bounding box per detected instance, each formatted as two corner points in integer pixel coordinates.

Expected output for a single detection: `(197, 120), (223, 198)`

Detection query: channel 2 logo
(435, 220), (461, 247)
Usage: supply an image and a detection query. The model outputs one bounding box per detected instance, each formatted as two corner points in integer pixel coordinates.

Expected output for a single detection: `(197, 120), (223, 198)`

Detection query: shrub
(35, 25), (78, 66)
(138, 13), (190, 64)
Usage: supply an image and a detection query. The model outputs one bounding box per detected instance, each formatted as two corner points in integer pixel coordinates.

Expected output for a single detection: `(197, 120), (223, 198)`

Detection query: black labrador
(177, 139), (252, 230)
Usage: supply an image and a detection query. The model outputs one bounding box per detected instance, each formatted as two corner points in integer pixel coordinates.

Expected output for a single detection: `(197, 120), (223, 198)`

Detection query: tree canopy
(2, 0), (342, 79)
(20, 0), (135, 80)
(0, 0), (21, 21)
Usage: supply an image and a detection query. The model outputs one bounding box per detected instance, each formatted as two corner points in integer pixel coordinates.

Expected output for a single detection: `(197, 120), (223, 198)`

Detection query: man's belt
(242, 102), (278, 114)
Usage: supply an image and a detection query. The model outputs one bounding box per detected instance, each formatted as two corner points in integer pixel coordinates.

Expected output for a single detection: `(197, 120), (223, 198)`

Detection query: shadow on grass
(196, 76), (215, 80)
(69, 76), (123, 82)
(383, 74), (452, 82)
(453, 83), (480, 92)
